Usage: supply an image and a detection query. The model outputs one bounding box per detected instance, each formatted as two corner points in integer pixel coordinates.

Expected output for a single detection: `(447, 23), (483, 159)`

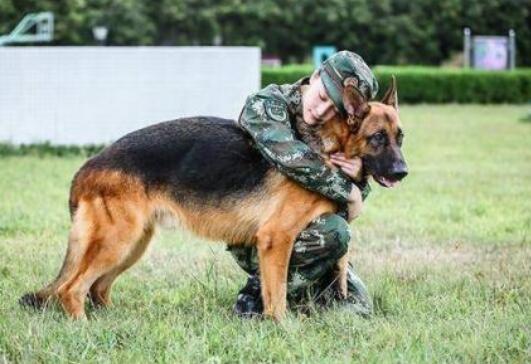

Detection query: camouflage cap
(319, 51), (379, 116)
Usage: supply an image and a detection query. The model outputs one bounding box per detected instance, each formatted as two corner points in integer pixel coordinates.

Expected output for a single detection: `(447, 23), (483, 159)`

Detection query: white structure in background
(0, 47), (261, 145)
(0, 12), (54, 46)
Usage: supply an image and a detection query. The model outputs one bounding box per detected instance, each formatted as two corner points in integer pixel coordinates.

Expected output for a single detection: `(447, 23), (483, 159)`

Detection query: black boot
(233, 274), (263, 318)
(312, 263), (373, 317)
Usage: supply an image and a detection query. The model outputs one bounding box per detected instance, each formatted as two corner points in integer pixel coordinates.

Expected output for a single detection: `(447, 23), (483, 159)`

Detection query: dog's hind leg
(19, 201), (95, 310)
(54, 196), (148, 319)
(89, 222), (155, 308)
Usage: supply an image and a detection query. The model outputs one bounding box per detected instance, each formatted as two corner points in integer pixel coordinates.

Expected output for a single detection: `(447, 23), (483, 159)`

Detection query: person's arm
(238, 88), (357, 205)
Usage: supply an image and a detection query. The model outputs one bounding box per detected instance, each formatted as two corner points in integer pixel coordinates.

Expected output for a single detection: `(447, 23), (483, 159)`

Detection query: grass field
(0, 105), (530, 363)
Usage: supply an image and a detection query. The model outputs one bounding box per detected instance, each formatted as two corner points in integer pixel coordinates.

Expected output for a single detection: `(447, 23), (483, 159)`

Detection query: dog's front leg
(335, 252), (350, 299)
(256, 229), (294, 321)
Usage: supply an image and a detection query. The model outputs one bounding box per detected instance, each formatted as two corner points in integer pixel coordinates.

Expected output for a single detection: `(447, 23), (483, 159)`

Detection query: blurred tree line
(0, 0), (529, 66)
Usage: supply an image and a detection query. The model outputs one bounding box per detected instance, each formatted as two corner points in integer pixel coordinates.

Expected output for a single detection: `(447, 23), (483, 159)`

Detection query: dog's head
(320, 76), (408, 188)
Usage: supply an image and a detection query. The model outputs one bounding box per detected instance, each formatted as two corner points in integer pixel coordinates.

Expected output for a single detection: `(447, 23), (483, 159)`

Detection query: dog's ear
(381, 75), (398, 111)
(342, 77), (370, 132)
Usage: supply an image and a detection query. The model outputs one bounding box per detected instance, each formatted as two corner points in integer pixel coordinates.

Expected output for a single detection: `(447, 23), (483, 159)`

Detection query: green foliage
(0, 142), (104, 157)
(262, 65), (531, 103)
(0, 105), (530, 362)
(262, 64), (313, 85)
(0, 0), (529, 65)
(376, 67), (531, 104)
(0, 0), (155, 45)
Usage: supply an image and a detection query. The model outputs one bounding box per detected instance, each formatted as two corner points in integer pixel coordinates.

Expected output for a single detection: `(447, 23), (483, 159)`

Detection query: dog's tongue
(380, 177), (400, 188)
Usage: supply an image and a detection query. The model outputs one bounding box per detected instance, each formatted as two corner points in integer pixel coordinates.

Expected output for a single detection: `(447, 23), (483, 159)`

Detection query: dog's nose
(390, 161), (408, 181)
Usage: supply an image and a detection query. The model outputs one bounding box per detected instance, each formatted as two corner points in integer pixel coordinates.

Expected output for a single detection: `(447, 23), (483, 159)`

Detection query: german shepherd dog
(20, 77), (407, 321)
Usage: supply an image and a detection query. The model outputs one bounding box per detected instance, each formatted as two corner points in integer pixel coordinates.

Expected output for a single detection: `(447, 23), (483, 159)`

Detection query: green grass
(1, 105), (530, 363)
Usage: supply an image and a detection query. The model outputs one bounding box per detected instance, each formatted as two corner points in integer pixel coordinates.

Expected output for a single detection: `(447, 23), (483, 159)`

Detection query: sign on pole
(313, 46), (336, 69)
(463, 28), (516, 70)
(473, 36), (509, 70)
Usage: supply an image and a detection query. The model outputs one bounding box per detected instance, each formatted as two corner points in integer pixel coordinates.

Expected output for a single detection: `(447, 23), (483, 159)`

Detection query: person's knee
(227, 245), (259, 275)
(320, 214), (351, 259)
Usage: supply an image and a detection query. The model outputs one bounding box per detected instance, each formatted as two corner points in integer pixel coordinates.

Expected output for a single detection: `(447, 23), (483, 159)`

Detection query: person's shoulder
(251, 76), (307, 101)
(242, 83), (293, 123)
(257, 83), (284, 97)
(246, 84), (287, 105)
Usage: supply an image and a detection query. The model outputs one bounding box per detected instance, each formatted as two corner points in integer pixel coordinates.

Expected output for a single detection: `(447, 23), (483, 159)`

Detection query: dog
(19, 76), (407, 321)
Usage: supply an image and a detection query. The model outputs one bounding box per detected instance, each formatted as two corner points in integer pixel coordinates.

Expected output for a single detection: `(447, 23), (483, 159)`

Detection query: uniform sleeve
(238, 90), (354, 205)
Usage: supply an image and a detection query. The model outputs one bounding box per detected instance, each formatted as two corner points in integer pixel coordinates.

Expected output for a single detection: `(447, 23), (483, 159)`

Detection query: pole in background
(463, 27), (471, 68)
(508, 29), (516, 70)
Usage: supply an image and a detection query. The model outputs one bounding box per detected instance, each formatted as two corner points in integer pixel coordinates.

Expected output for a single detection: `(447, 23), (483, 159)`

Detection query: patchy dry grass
(0, 105), (530, 363)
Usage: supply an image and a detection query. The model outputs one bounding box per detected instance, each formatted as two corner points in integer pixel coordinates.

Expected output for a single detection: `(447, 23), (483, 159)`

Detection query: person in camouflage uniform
(228, 51), (379, 317)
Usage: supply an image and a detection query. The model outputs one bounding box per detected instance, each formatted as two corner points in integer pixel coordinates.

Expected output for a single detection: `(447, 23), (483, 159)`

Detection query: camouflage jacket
(237, 77), (370, 208)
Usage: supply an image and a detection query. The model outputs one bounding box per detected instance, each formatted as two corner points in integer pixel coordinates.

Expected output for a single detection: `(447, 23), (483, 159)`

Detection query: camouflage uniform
(229, 51), (378, 316)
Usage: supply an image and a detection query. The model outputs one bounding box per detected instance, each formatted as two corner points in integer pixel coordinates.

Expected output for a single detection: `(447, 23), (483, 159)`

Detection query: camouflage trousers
(227, 212), (372, 314)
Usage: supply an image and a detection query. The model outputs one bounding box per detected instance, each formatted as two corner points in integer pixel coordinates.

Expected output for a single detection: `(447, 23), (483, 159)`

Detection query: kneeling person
(228, 51), (378, 317)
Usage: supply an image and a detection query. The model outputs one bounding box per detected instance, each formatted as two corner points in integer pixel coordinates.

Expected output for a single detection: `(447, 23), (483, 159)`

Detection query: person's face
(302, 73), (340, 125)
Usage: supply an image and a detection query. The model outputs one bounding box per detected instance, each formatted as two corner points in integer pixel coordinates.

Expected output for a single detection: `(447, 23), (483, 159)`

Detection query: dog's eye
(369, 131), (387, 147)
(396, 131), (404, 146)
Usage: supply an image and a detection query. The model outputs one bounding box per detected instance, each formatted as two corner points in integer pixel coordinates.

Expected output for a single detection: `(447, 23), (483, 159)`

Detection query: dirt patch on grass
(141, 235), (530, 285)
(351, 242), (531, 281)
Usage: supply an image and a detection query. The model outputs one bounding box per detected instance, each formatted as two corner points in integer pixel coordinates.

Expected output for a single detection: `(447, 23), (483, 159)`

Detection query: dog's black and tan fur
(20, 77), (407, 321)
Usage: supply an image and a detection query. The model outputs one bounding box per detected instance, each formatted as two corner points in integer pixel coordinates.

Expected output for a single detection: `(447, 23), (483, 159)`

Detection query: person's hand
(346, 185), (363, 222)
(330, 153), (363, 181)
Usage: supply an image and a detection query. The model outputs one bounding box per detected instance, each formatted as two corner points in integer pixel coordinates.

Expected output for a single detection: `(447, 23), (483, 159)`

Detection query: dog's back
(69, 117), (272, 216)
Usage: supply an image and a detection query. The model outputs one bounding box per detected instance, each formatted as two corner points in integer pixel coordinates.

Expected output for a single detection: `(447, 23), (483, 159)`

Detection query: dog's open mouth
(373, 175), (400, 188)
